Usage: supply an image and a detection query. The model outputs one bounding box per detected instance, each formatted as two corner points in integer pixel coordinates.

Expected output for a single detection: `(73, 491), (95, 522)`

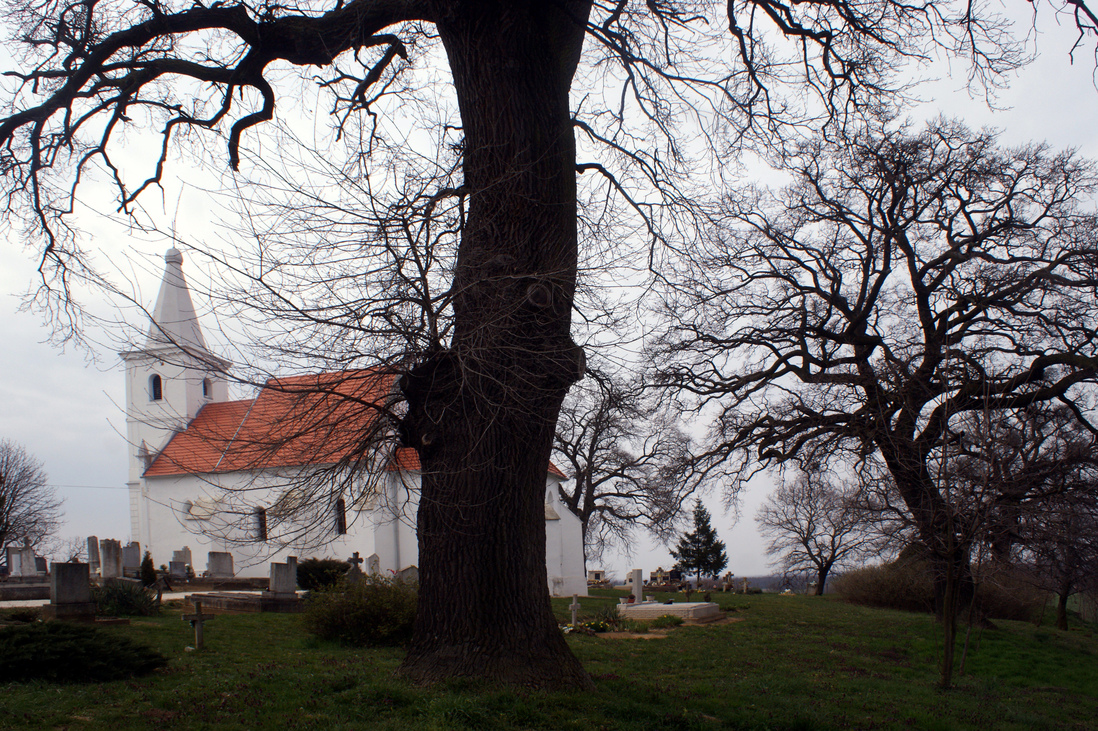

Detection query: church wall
(545, 476), (588, 597)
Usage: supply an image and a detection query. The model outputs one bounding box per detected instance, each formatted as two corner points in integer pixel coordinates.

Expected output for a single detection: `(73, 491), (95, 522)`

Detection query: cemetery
(2, 573), (1096, 730)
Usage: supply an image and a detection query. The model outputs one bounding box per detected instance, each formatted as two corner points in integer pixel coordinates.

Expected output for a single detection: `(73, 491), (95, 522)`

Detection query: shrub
(92, 579), (160, 616)
(972, 566), (1048, 623)
(0, 607), (40, 624)
(139, 551), (158, 587)
(832, 559), (935, 614)
(0, 622), (168, 683)
(590, 603), (623, 628)
(296, 558), (352, 591)
(304, 575), (417, 647)
(650, 614), (685, 629)
(834, 558), (1047, 623)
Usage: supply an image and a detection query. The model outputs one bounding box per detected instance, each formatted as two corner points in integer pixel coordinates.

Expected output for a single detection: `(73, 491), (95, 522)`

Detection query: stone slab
(186, 592), (303, 614)
(41, 602), (98, 622)
(616, 601), (722, 621)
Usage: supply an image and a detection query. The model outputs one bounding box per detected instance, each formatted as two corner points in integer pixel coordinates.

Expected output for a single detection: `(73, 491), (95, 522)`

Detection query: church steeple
(147, 248), (209, 352)
(122, 248), (231, 545)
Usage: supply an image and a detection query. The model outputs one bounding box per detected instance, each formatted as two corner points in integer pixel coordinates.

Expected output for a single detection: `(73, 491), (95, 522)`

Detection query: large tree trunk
(397, 1), (594, 689)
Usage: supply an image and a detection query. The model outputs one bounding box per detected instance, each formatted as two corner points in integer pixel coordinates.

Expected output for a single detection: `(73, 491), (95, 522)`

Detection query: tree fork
(397, 1), (595, 689)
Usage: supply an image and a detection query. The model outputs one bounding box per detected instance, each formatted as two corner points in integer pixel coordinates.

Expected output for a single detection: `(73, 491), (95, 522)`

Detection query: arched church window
(149, 374), (163, 401)
(254, 508), (268, 541)
(202, 378), (210, 398)
(335, 498), (347, 535)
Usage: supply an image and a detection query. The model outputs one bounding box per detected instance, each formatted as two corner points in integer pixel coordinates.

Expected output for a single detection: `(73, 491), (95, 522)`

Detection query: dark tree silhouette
(553, 366), (695, 564)
(756, 468), (880, 595)
(655, 118), (1098, 686)
(0, 0), (1086, 688)
(1022, 491), (1098, 630)
(670, 500), (728, 581)
(0, 440), (61, 564)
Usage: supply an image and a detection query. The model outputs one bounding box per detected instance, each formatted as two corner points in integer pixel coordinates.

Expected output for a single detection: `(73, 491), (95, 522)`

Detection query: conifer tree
(670, 501), (728, 581)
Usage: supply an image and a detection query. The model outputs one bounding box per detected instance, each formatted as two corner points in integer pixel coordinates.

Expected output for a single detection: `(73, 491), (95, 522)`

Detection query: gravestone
(630, 568), (644, 603)
(87, 536), (101, 574)
(35, 557), (48, 573)
(42, 562), (96, 621)
(5, 546), (21, 576)
(172, 546), (192, 566)
(206, 551), (233, 578)
(268, 563), (297, 597)
(169, 561), (188, 579)
(398, 565), (419, 583)
(367, 553), (381, 575)
(100, 539), (123, 579)
(570, 595), (581, 626)
(345, 552), (365, 585)
(122, 542), (141, 576)
(182, 599), (215, 650)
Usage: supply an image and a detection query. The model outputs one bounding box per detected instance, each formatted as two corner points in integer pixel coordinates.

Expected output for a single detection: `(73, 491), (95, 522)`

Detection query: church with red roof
(122, 249), (586, 594)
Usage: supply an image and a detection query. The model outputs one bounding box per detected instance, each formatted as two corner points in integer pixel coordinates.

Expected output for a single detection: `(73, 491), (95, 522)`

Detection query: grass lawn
(1, 592), (1095, 730)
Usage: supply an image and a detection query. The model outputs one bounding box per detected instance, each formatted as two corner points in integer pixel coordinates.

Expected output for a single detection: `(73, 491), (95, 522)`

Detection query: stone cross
(570, 594), (581, 626)
(345, 552), (365, 585)
(182, 600), (215, 650)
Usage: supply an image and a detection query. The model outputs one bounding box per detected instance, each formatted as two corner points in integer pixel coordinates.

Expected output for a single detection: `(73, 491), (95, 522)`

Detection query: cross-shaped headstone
(348, 552), (364, 569)
(570, 594), (581, 626)
(182, 599), (215, 650)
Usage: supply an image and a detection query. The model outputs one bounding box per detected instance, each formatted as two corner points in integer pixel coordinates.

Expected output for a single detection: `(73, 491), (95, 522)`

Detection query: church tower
(121, 248), (230, 544)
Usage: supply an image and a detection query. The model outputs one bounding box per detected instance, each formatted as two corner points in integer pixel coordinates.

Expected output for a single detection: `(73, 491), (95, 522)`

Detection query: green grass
(1, 593), (1095, 730)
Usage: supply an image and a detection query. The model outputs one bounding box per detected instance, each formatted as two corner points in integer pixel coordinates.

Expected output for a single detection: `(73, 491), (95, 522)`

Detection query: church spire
(147, 247), (208, 352)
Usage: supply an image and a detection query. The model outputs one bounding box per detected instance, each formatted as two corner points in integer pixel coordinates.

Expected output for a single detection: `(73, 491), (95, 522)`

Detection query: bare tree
(553, 366), (695, 564)
(655, 118), (1098, 686)
(0, 440), (62, 564)
(0, 0), (1076, 688)
(1020, 491), (1098, 630)
(756, 468), (880, 595)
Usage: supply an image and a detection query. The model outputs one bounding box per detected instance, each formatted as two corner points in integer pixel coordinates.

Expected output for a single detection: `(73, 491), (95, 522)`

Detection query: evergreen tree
(670, 501), (728, 581)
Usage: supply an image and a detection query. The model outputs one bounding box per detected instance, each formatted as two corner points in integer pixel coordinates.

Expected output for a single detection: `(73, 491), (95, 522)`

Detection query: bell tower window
(202, 378), (211, 398)
(254, 508), (268, 541)
(149, 374), (163, 401)
(335, 498), (347, 535)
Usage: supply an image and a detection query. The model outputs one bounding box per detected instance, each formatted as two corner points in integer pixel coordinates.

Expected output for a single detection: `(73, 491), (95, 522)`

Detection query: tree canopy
(0, 439), (61, 563)
(671, 500), (728, 581)
(2, 0), (1096, 690)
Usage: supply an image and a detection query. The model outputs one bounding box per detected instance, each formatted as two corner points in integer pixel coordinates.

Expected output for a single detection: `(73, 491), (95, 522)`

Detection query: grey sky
(2, 7), (1097, 576)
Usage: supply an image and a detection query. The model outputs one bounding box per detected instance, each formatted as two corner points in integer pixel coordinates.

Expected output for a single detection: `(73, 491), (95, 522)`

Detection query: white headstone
(100, 539), (123, 579)
(630, 568), (644, 602)
(367, 553), (381, 575)
(268, 561), (297, 597)
(122, 542), (142, 573)
(87, 536), (101, 573)
(207, 552), (234, 578)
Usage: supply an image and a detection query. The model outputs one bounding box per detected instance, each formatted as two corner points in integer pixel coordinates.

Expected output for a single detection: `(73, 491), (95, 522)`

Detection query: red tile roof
(145, 369), (568, 479)
(146, 370), (397, 476)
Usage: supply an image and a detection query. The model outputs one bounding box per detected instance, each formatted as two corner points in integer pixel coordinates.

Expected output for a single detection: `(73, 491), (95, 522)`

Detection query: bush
(0, 622), (168, 683)
(0, 607), (40, 624)
(834, 558), (1047, 623)
(92, 579), (160, 616)
(139, 551), (158, 587)
(832, 559), (935, 614)
(972, 567), (1048, 623)
(304, 575), (417, 647)
(297, 558), (352, 591)
(650, 614), (685, 629)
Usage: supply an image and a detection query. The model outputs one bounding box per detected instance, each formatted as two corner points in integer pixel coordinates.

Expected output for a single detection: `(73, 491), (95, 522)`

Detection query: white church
(122, 248), (588, 595)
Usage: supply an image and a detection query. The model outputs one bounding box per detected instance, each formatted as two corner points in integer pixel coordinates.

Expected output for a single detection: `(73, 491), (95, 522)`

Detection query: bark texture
(396, 0), (594, 689)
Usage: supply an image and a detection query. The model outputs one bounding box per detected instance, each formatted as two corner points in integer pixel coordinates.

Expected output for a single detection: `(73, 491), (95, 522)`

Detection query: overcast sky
(2, 8), (1097, 578)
